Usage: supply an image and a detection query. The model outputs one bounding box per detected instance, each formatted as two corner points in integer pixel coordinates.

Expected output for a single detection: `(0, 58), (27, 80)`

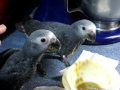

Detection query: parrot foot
(37, 63), (46, 77)
(62, 55), (71, 67)
(63, 60), (71, 67)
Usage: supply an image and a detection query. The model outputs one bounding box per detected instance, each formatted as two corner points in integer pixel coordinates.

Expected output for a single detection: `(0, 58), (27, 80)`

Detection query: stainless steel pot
(67, 0), (120, 30)
(67, 0), (120, 21)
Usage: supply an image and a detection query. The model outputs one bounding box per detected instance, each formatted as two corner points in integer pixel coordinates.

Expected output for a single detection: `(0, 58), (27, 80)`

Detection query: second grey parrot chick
(21, 19), (96, 66)
(0, 29), (60, 90)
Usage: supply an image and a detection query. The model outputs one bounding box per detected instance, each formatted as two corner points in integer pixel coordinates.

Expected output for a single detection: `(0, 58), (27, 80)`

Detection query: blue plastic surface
(96, 28), (120, 44)
(33, 0), (73, 24)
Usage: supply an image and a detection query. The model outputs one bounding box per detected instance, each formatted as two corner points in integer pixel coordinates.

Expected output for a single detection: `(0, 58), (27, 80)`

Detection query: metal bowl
(67, 0), (120, 21)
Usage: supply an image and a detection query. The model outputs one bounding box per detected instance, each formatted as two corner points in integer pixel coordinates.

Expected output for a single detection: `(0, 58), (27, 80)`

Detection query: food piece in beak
(47, 39), (61, 52)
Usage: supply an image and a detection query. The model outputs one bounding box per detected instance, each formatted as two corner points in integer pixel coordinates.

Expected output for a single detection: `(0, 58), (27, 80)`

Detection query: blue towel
(0, 31), (120, 90)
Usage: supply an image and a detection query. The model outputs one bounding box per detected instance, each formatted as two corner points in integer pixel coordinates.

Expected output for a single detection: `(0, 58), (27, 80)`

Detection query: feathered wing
(0, 48), (20, 69)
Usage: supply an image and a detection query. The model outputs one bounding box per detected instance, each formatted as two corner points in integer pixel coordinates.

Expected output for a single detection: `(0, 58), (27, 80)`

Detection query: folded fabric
(62, 50), (120, 90)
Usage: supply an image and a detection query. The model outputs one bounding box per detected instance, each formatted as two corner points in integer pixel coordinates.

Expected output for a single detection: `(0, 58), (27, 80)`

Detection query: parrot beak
(87, 30), (96, 42)
(51, 38), (61, 50)
(47, 39), (61, 52)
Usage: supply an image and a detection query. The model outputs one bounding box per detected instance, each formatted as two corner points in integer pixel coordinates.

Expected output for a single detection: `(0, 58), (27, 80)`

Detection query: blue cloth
(0, 31), (27, 52)
(0, 31), (120, 90)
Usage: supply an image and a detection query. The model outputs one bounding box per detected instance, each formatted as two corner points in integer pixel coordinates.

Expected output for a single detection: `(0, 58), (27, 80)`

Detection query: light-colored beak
(87, 30), (96, 42)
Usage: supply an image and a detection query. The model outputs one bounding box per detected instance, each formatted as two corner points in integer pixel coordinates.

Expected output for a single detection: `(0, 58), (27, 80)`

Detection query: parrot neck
(17, 50), (43, 75)
(21, 40), (43, 58)
(20, 49), (42, 60)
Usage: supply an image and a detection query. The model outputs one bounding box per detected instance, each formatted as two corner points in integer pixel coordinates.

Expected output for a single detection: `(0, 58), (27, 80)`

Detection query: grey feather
(22, 19), (96, 56)
(0, 29), (60, 90)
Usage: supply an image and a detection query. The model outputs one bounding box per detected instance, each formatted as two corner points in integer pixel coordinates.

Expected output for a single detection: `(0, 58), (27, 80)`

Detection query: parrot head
(72, 19), (96, 42)
(22, 29), (61, 56)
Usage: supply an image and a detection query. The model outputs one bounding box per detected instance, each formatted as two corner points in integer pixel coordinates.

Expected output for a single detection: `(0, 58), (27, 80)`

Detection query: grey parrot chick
(0, 29), (60, 90)
(20, 19), (96, 66)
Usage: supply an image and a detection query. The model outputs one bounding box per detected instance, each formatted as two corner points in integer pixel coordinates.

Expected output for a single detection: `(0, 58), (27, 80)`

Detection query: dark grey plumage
(0, 29), (60, 90)
(0, 48), (20, 69)
(21, 19), (96, 66)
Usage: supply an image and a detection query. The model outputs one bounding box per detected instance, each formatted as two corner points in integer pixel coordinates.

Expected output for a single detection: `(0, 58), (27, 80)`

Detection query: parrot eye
(82, 27), (86, 30)
(41, 38), (46, 43)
